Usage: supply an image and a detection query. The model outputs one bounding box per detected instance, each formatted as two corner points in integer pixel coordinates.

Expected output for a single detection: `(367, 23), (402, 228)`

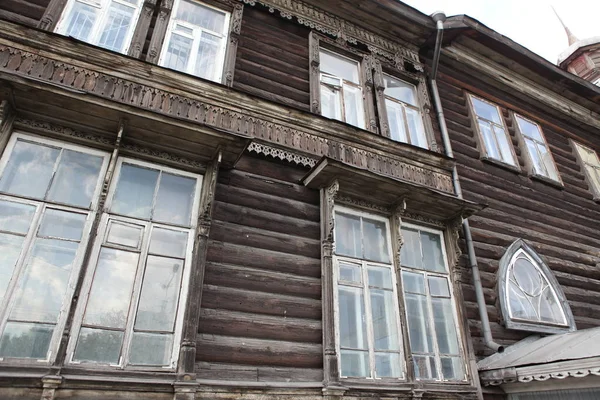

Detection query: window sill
(529, 173), (564, 190)
(338, 377), (478, 393)
(481, 156), (522, 174)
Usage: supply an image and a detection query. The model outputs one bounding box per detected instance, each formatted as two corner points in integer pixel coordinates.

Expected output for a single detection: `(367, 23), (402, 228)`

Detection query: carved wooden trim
(403, 213), (446, 228)
(308, 32), (321, 114)
(223, 3), (243, 87)
(362, 56), (377, 134)
(335, 195), (388, 214)
(0, 100), (15, 155)
(146, 0), (174, 64)
(177, 151), (221, 376)
(38, 0), (69, 31)
(247, 142), (317, 167)
(0, 43), (454, 194)
(129, 0), (157, 59)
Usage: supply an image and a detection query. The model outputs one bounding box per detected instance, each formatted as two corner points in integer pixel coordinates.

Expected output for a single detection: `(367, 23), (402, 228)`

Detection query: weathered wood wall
(437, 64), (600, 357)
(197, 154), (323, 382)
(233, 6), (311, 111)
(0, 0), (47, 26)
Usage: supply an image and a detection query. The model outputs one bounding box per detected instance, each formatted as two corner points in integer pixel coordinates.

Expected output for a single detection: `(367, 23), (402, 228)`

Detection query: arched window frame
(498, 239), (576, 334)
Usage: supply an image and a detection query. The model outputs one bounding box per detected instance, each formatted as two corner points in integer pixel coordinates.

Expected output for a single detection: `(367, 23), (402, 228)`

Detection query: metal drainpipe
(429, 11), (503, 353)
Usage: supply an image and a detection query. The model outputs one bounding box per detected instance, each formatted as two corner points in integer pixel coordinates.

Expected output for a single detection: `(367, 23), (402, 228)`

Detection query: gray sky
(401, 0), (600, 63)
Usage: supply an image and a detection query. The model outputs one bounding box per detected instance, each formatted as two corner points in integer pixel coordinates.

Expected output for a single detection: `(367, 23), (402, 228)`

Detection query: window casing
(319, 49), (366, 129)
(400, 225), (466, 381)
(468, 95), (517, 167)
(383, 75), (427, 149)
(158, 0), (231, 83)
(514, 114), (560, 182)
(0, 134), (109, 362)
(66, 157), (202, 368)
(55, 0), (143, 54)
(572, 141), (600, 199)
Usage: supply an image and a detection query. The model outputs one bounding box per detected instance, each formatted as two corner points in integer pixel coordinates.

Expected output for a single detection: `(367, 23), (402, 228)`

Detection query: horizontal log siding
(0, 0), (47, 27)
(233, 6), (311, 111)
(438, 70), (600, 357)
(197, 154), (323, 382)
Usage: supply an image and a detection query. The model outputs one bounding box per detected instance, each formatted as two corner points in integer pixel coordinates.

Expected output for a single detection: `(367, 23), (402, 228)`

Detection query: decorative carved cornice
(247, 142), (317, 167)
(336, 195), (389, 214)
(403, 212), (446, 228)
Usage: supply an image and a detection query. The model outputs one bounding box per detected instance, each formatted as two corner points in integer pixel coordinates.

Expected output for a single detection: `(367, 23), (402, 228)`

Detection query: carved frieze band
(0, 44), (453, 193)
(238, 0), (422, 70)
(247, 142), (317, 167)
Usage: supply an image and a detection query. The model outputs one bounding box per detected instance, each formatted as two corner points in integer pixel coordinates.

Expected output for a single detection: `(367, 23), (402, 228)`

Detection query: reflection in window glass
(383, 75), (427, 148)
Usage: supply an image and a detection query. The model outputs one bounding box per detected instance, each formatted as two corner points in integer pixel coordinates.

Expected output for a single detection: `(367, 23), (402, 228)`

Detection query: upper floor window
(383, 75), (427, 149)
(514, 115), (560, 182)
(498, 239), (575, 334)
(468, 95), (517, 167)
(319, 49), (365, 129)
(572, 141), (600, 199)
(55, 0), (143, 54)
(158, 0), (230, 82)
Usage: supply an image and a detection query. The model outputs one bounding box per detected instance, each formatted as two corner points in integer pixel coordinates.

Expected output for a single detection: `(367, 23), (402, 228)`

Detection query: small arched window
(498, 239), (576, 334)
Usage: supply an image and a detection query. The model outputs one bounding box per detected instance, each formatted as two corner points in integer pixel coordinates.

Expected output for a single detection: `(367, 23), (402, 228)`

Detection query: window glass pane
(175, 0), (226, 32)
(9, 239), (78, 323)
(404, 293), (433, 353)
(64, 2), (98, 42)
(525, 138), (544, 175)
(128, 332), (173, 365)
(321, 75), (340, 87)
(370, 289), (399, 351)
(375, 352), (401, 378)
(0, 141), (60, 199)
(320, 50), (359, 83)
(106, 221), (143, 248)
(400, 228), (421, 268)
(343, 84), (364, 128)
(538, 143), (559, 180)
(368, 266), (392, 289)
(384, 76), (417, 105)
(539, 286), (566, 324)
(340, 349), (368, 377)
(512, 257), (542, 295)
(402, 271), (425, 294)
(588, 166), (600, 192)
(97, 2), (135, 52)
(421, 231), (445, 272)
(508, 280), (536, 320)
(406, 108), (427, 149)
(0, 200), (36, 234)
(83, 248), (139, 328)
(111, 164), (159, 220)
(441, 356), (464, 380)
(385, 99), (408, 143)
(154, 173), (196, 226)
(194, 32), (221, 81)
(339, 261), (361, 284)
(73, 327), (123, 363)
(478, 121), (500, 160)
(516, 116), (543, 142)
(471, 97), (501, 124)
(414, 355), (437, 380)
(47, 149), (103, 208)
(432, 297), (460, 355)
(0, 234), (26, 302)
(577, 144), (598, 165)
(428, 276), (450, 297)
(363, 218), (389, 263)
(338, 286), (367, 349)
(335, 213), (361, 259)
(38, 209), (86, 241)
(134, 256), (183, 332)
(494, 126), (515, 165)
(0, 322), (53, 359)
(149, 227), (188, 258)
(163, 33), (193, 73)
(320, 84), (342, 121)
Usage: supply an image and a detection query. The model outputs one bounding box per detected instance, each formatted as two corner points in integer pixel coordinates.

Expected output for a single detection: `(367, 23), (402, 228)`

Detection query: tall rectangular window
(573, 141), (600, 198)
(67, 158), (202, 368)
(400, 225), (465, 381)
(514, 115), (560, 182)
(0, 134), (109, 362)
(159, 0), (230, 83)
(319, 50), (365, 129)
(334, 209), (404, 379)
(384, 75), (427, 149)
(469, 95), (516, 166)
(56, 0), (142, 54)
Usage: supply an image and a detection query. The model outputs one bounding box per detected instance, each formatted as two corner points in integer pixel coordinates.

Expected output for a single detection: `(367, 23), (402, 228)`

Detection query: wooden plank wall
(197, 154), (323, 382)
(437, 66), (600, 357)
(0, 0), (47, 27)
(233, 6), (311, 111)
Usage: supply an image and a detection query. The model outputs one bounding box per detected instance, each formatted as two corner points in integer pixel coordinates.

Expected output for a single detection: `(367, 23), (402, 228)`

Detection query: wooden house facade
(0, 1), (598, 400)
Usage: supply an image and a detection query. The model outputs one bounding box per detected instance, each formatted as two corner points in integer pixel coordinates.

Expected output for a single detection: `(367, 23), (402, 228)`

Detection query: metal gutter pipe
(429, 11), (503, 353)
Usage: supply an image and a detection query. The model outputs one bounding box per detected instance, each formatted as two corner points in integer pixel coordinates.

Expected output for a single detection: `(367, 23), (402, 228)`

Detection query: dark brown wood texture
(197, 154), (323, 382)
(233, 6), (311, 111)
(0, 0), (48, 26)
(437, 65), (600, 357)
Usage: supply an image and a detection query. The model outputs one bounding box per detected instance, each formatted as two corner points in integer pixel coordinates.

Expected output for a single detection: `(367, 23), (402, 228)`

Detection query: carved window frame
(309, 32), (376, 133)
(571, 140), (600, 201)
(372, 58), (437, 150)
(498, 239), (576, 334)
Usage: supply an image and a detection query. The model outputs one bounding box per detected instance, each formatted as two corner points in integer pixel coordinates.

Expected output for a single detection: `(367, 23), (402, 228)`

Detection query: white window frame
(319, 49), (366, 129)
(66, 157), (202, 370)
(513, 114), (561, 183)
(572, 141), (600, 200)
(468, 94), (518, 168)
(399, 222), (467, 382)
(0, 133), (110, 364)
(158, 0), (231, 83)
(55, 0), (143, 54)
(383, 74), (428, 149)
(333, 206), (405, 380)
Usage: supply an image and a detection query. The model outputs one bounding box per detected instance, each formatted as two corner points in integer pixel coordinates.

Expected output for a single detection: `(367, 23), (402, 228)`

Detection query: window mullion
(43, 148), (65, 201)
(89, 0), (110, 46)
(423, 272), (443, 380)
(187, 28), (203, 76)
(401, 105), (411, 145)
(361, 260), (376, 379)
